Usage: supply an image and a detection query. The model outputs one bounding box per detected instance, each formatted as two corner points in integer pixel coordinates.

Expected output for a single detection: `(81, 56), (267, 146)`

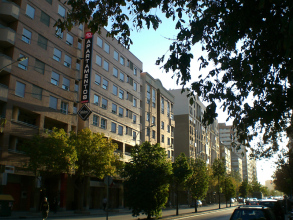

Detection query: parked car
(230, 205), (277, 220)
(258, 199), (285, 220)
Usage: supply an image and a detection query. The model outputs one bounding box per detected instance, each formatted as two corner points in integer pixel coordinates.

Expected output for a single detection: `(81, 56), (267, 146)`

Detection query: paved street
(2, 203), (238, 220)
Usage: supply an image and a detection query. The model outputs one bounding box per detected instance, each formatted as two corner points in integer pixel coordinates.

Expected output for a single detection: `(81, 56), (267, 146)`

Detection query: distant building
(265, 180), (275, 191)
(169, 89), (220, 164)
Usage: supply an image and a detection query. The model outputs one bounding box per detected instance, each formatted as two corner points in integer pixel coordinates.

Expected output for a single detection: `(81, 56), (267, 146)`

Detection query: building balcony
(0, 83), (8, 102)
(0, 25), (16, 48)
(0, 53), (13, 75)
(0, 1), (20, 23)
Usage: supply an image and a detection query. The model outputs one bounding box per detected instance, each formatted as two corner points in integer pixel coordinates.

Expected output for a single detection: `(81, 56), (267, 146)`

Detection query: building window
(66, 33), (73, 46)
(55, 27), (63, 39)
(95, 74), (101, 85)
(162, 135), (164, 143)
(75, 82), (79, 92)
(96, 55), (102, 66)
(120, 56), (125, 65)
(49, 96), (57, 109)
(101, 118), (107, 129)
(15, 81), (25, 97)
(113, 67), (118, 77)
(79, 24), (83, 30)
(93, 115), (99, 126)
(78, 40), (82, 49)
(112, 85), (118, 95)
(119, 107), (123, 117)
(118, 125), (123, 135)
(119, 89), (124, 99)
(161, 97), (165, 114)
(152, 88), (156, 108)
(40, 11), (50, 26)
(37, 34), (48, 50)
(22, 28), (31, 44)
(134, 67), (137, 76)
(58, 5), (66, 17)
(62, 77), (70, 91)
(133, 114), (136, 124)
(133, 98), (137, 107)
(152, 130), (156, 139)
(46, 0), (52, 4)
(32, 85), (42, 100)
(51, 72), (60, 86)
(146, 112), (150, 121)
(120, 72), (124, 81)
(133, 82), (137, 91)
(94, 94), (99, 105)
(133, 131), (136, 140)
(97, 37), (103, 47)
(103, 60), (109, 71)
(64, 55), (72, 68)
(102, 79), (108, 90)
(26, 4), (35, 19)
(76, 61), (80, 70)
(161, 121), (164, 130)
(61, 102), (68, 114)
(18, 54), (28, 70)
(35, 59), (45, 74)
(111, 122), (116, 133)
(146, 127), (150, 136)
(167, 125), (170, 133)
(114, 51), (118, 61)
(112, 104), (117, 114)
(152, 116), (156, 125)
(168, 137), (171, 145)
(53, 48), (62, 62)
(127, 76), (133, 85)
(104, 43), (110, 53)
(126, 126), (132, 136)
(102, 98), (108, 109)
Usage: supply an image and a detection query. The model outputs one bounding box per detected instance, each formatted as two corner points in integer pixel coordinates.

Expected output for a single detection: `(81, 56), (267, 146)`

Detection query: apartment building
(0, 0), (84, 211)
(169, 89), (220, 164)
(140, 72), (175, 160)
(220, 142), (232, 173)
(219, 123), (257, 181)
(0, 0), (146, 211)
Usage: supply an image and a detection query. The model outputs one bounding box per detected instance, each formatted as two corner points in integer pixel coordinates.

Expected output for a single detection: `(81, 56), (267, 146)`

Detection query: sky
(112, 10), (279, 186)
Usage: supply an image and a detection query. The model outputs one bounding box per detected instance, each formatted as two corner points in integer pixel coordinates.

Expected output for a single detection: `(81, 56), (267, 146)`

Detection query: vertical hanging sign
(80, 32), (93, 103)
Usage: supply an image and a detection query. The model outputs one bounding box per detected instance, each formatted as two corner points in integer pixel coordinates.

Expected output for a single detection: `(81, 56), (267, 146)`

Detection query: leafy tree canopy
(58, 0), (293, 157)
(186, 158), (209, 212)
(123, 142), (173, 219)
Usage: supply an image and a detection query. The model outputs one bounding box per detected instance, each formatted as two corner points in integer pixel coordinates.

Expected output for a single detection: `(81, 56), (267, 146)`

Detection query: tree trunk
(176, 185), (179, 215)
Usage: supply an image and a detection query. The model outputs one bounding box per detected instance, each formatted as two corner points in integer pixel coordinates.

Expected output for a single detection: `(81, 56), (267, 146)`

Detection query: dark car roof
(236, 205), (271, 209)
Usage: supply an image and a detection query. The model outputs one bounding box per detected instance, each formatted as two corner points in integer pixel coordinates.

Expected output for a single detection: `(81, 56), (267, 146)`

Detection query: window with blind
(18, 54), (28, 70)
(40, 11), (50, 26)
(55, 27), (63, 39)
(34, 59), (45, 74)
(62, 77), (70, 91)
(15, 81), (25, 97)
(49, 96), (57, 109)
(51, 72), (60, 86)
(26, 4), (35, 19)
(64, 55), (72, 68)
(32, 85), (42, 100)
(53, 48), (62, 62)
(22, 28), (31, 44)
(38, 34), (48, 50)
(66, 33), (73, 46)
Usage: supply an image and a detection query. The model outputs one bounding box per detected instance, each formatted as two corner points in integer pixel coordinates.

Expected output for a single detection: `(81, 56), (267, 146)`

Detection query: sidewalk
(1, 203), (239, 220)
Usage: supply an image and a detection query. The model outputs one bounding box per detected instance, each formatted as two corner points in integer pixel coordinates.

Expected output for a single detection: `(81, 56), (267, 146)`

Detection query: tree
(224, 176), (236, 207)
(123, 142), (173, 219)
(23, 128), (77, 176)
(172, 153), (192, 215)
(186, 158), (209, 213)
(273, 163), (292, 196)
(57, 0), (293, 156)
(212, 158), (226, 209)
(57, 0), (293, 157)
(23, 128), (120, 210)
(239, 180), (251, 199)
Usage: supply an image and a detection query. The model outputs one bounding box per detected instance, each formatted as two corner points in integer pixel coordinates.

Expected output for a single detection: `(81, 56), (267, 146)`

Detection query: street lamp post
(0, 56), (28, 73)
